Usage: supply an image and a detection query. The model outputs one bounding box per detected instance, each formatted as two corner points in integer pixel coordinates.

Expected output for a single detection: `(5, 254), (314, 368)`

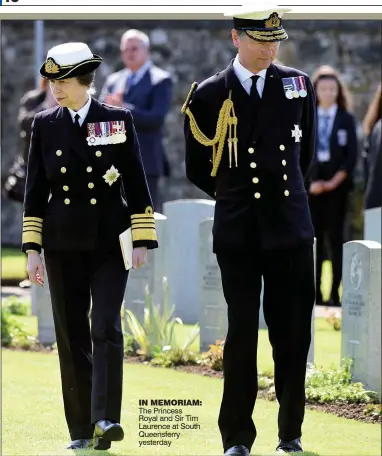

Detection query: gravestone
(163, 199), (215, 324)
(198, 223), (315, 363)
(364, 207), (381, 243)
(258, 239), (317, 363)
(123, 212), (167, 328)
(32, 251), (56, 346)
(341, 240), (381, 395)
(198, 218), (227, 352)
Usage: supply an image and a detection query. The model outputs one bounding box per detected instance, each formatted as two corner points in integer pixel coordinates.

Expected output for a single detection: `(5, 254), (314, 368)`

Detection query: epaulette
(181, 81), (198, 113)
(181, 82), (238, 177)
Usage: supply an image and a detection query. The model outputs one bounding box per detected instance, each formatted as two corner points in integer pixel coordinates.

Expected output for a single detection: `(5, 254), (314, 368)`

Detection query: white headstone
(123, 212), (167, 326)
(34, 251), (56, 346)
(341, 240), (381, 395)
(364, 207), (381, 243)
(198, 218), (227, 352)
(163, 199), (215, 323)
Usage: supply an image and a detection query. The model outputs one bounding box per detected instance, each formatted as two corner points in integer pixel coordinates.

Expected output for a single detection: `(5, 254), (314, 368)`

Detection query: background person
(99, 29), (173, 212)
(308, 65), (358, 307)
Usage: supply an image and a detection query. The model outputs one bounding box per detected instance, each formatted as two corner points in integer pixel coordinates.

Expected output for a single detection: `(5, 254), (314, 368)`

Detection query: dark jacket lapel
(64, 98), (104, 166)
(249, 63), (282, 143)
(224, 60), (256, 147)
(224, 61), (282, 146)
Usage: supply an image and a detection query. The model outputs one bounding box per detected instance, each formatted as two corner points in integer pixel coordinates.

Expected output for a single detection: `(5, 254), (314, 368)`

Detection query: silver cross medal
(291, 124), (302, 142)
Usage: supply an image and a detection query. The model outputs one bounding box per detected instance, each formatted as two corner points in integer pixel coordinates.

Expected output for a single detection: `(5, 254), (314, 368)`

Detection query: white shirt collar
(233, 54), (267, 84)
(318, 103), (338, 118)
(68, 95), (92, 124)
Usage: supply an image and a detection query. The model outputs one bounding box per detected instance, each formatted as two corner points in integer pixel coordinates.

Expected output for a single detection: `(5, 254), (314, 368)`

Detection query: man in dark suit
(183, 4), (316, 455)
(100, 29), (173, 212)
(22, 42), (158, 451)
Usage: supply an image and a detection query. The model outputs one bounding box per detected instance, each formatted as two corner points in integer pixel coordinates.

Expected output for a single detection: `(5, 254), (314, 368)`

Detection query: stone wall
(1, 19), (381, 245)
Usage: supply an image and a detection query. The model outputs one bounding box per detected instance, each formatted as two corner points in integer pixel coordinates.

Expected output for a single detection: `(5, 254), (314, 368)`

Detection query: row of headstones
(32, 199), (381, 394)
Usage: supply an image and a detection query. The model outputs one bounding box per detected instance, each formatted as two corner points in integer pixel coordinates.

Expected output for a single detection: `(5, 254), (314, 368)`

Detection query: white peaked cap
(47, 42), (94, 66)
(224, 2), (291, 19)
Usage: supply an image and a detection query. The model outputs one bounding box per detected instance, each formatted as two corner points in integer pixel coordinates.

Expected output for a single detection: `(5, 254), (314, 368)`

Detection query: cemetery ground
(2, 349), (381, 456)
(2, 247), (381, 454)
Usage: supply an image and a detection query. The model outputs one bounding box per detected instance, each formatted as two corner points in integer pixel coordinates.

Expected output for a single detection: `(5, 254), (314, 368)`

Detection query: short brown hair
(76, 71), (96, 95)
(311, 65), (353, 112)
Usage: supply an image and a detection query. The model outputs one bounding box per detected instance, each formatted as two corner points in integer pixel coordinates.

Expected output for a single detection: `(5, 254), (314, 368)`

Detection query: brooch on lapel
(282, 76), (307, 99)
(291, 124), (302, 142)
(86, 121), (127, 146)
(103, 165), (121, 186)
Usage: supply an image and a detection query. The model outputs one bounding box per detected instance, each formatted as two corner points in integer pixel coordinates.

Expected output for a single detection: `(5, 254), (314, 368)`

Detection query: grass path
(2, 350), (380, 456)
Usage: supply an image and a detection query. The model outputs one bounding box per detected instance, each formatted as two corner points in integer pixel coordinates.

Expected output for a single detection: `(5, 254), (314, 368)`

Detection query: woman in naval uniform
(22, 42), (158, 451)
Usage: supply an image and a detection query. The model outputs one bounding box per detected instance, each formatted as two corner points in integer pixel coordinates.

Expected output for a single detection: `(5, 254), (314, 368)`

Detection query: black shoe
(276, 438), (303, 453)
(66, 439), (94, 449)
(94, 437), (111, 450)
(224, 445), (250, 455)
(94, 420), (124, 441)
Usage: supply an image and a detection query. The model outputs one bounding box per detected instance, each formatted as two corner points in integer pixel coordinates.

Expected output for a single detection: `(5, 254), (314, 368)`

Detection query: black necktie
(250, 75), (261, 105)
(74, 113), (82, 131)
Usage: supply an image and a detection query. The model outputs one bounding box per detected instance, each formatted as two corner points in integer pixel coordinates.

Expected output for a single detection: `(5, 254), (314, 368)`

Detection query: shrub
(1, 309), (36, 349)
(2, 296), (30, 316)
(124, 277), (200, 361)
(199, 339), (225, 371)
(305, 358), (380, 404)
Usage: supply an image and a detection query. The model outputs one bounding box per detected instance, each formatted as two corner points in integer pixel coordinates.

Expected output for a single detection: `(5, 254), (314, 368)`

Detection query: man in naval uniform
(183, 4), (316, 455)
(22, 42), (158, 451)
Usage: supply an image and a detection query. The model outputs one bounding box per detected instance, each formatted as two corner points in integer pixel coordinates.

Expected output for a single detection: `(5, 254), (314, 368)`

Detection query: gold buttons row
(62, 183), (94, 191)
(61, 166), (93, 174)
(63, 198), (97, 205)
(56, 149), (102, 158)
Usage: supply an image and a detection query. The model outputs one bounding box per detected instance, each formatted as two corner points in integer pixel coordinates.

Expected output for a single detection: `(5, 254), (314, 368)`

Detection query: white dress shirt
(68, 95), (92, 126)
(233, 54), (267, 97)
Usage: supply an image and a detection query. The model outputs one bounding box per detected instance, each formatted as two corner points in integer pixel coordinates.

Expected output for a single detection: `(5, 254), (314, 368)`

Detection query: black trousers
(216, 245), (315, 452)
(44, 249), (129, 441)
(309, 184), (349, 304)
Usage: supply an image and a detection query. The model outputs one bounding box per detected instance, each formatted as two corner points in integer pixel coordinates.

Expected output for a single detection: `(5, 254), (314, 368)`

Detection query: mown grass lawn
(2, 349), (380, 456)
(10, 311), (341, 374)
(1, 247), (27, 281)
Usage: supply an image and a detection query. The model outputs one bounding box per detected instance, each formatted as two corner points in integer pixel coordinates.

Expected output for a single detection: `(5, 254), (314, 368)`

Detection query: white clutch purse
(119, 227), (133, 270)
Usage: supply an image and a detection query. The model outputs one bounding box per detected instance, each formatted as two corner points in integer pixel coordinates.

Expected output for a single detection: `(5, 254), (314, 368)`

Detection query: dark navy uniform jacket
(21, 97), (158, 253)
(184, 60), (316, 253)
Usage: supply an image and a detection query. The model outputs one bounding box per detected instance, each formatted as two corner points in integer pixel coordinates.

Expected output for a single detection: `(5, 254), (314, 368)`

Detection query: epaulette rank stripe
(131, 228), (158, 242)
(23, 216), (43, 224)
(181, 82), (238, 176)
(22, 231), (42, 245)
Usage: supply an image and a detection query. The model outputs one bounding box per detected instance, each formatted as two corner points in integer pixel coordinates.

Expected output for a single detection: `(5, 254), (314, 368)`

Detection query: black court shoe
(224, 445), (250, 455)
(276, 438), (303, 453)
(94, 420), (124, 441)
(66, 439), (94, 449)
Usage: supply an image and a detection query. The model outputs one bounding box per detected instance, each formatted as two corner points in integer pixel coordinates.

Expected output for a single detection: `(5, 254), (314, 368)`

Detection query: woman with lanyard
(308, 65), (357, 307)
